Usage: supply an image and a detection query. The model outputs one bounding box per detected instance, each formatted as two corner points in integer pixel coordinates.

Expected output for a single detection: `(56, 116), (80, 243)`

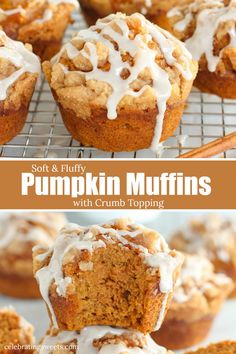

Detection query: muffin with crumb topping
(170, 214), (236, 297)
(152, 253), (233, 350)
(0, 0), (78, 60)
(0, 31), (40, 145)
(154, 0), (236, 98)
(43, 12), (197, 152)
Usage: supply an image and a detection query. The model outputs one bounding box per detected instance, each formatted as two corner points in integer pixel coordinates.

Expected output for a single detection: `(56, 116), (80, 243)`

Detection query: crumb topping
(167, 0), (236, 72)
(45, 12), (197, 151)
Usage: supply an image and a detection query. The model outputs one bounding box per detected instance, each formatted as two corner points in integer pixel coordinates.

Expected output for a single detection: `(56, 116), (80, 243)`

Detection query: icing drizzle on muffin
(167, 0), (236, 72)
(51, 12), (193, 151)
(34, 218), (182, 329)
(0, 31), (40, 101)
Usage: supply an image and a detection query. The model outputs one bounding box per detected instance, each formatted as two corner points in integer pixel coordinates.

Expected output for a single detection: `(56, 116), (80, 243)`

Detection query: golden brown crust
(0, 271), (40, 299)
(152, 314), (214, 350)
(57, 96), (184, 152)
(194, 69), (236, 98)
(0, 72), (37, 144)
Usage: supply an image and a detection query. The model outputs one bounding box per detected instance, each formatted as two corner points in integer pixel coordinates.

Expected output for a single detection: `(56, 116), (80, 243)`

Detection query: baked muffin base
(152, 314), (214, 350)
(56, 99), (185, 152)
(0, 271), (40, 299)
(194, 69), (236, 99)
(0, 104), (29, 145)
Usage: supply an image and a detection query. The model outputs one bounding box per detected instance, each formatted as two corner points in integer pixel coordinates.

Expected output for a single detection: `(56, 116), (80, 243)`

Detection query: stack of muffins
(32, 218), (184, 352)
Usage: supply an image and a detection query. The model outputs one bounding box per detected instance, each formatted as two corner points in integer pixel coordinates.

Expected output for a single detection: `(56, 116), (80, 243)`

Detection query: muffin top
(167, 0), (236, 73)
(33, 218), (183, 327)
(37, 326), (172, 353)
(170, 215), (236, 268)
(0, 306), (34, 351)
(44, 12), (197, 151)
(173, 253), (233, 303)
(0, 30), (40, 104)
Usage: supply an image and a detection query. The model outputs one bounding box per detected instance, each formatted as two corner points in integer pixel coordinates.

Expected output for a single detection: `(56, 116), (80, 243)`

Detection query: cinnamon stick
(177, 132), (236, 158)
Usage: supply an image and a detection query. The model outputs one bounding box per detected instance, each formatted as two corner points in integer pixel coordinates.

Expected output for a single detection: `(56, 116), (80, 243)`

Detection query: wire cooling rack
(1, 9), (236, 158)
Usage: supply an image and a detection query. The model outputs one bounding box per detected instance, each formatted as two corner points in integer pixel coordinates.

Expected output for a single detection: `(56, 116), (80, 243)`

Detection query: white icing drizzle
(0, 31), (41, 101)
(51, 12), (193, 152)
(167, 0), (236, 72)
(34, 219), (182, 328)
(173, 254), (232, 303)
(39, 326), (168, 354)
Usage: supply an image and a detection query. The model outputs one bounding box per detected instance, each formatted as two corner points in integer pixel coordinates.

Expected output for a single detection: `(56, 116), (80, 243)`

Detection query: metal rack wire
(1, 10), (236, 158)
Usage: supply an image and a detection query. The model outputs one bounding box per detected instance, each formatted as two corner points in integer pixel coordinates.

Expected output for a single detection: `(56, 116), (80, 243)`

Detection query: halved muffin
(33, 218), (183, 333)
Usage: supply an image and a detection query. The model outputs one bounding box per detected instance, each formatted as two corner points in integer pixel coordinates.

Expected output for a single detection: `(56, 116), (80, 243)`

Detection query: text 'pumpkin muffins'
(152, 254), (233, 350)
(33, 218), (183, 333)
(0, 0), (78, 60)
(156, 0), (236, 98)
(0, 306), (34, 354)
(0, 212), (67, 299)
(35, 327), (173, 354)
(43, 12), (198, 152)
(170, 214), (236, 297)
(0, 31), (40, 145)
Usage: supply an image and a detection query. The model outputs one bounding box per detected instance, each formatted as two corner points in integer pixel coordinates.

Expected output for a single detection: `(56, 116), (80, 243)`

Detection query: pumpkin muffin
(152, 254), (233, 350)
(43, 12), (197, 152)
(78, 0), (183, 26)
(186, 341), (236, 354)
(0, 31), (40, 145)
(35, 326), (173, 353)
(33, 218), (183, 333)
(0, 0), (78, 60)
(0, 306), (34, 354)
(155, 0), (236, 98)
(170, 214), (236, 297)
(0, 212), (67, 299)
